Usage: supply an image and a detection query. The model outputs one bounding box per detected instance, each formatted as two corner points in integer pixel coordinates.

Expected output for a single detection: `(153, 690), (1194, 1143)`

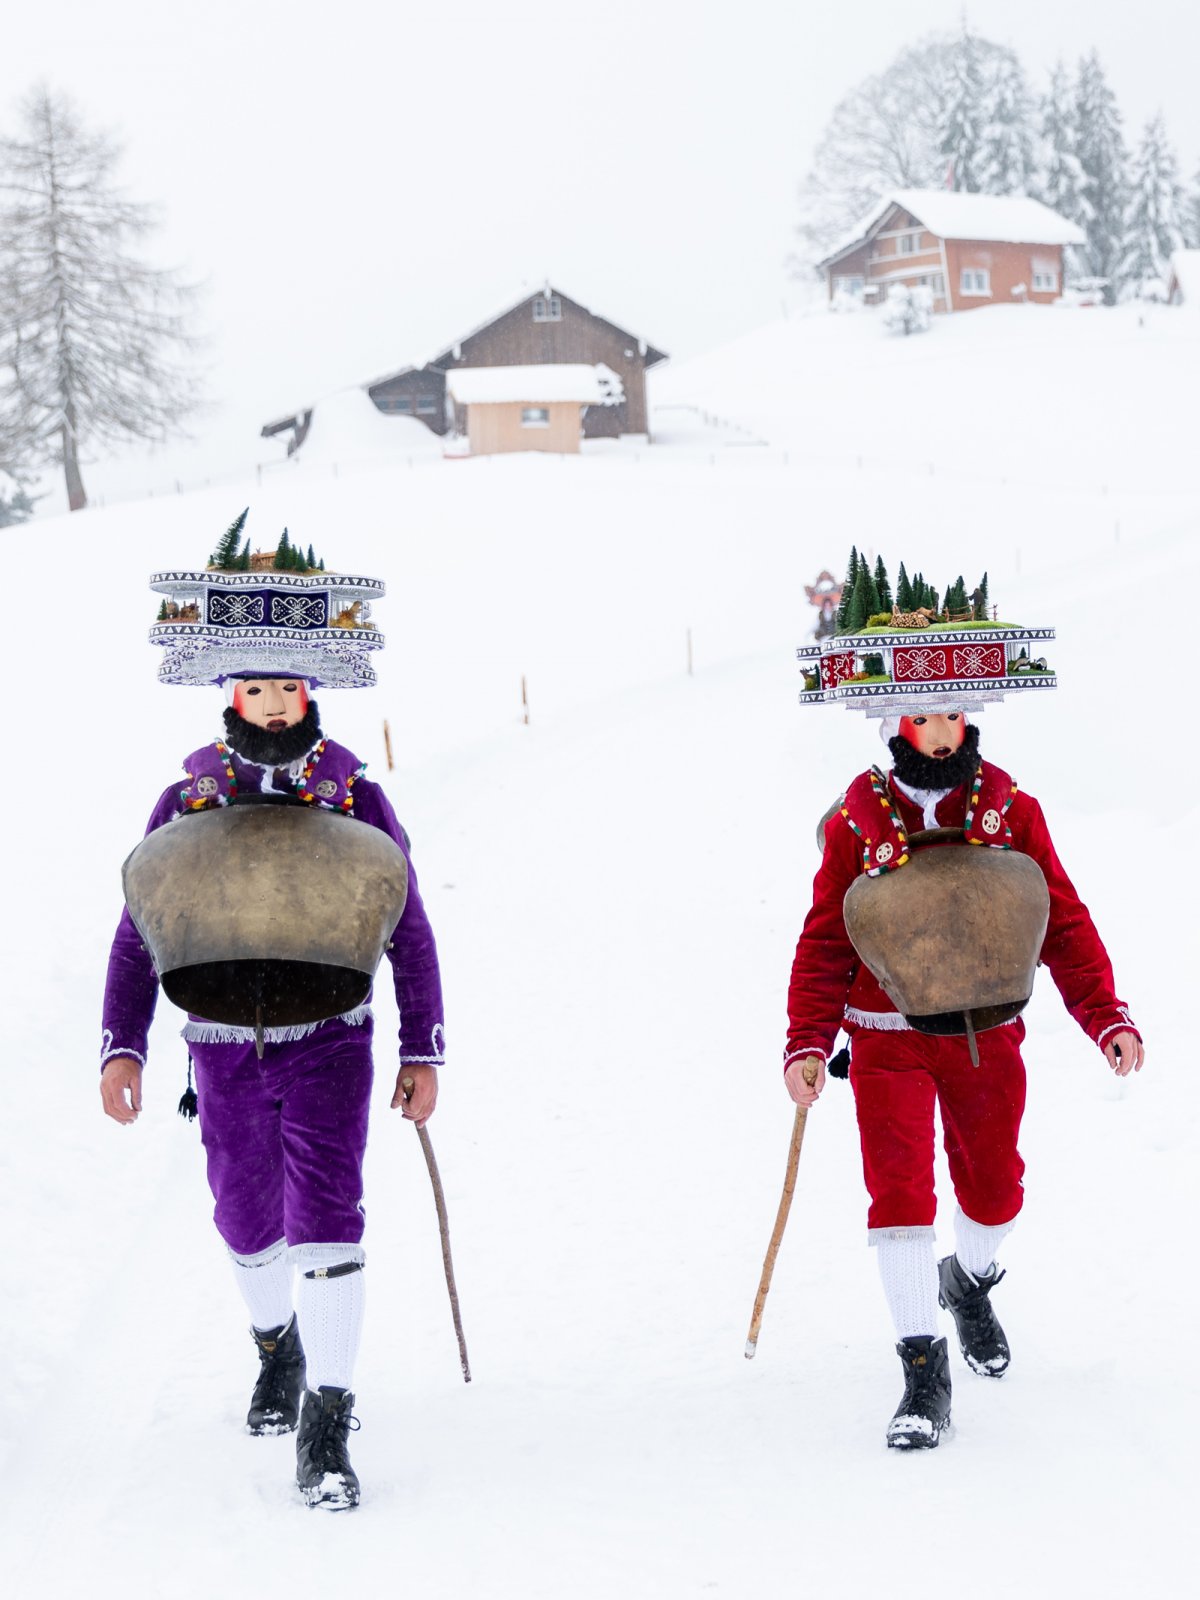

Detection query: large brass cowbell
(842, 828), (1049, 1059)
(122, 798), (408, 1045)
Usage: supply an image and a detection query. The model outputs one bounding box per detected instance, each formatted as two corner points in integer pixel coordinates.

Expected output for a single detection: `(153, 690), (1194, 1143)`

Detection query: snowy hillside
(2, 304), (1196, 1599)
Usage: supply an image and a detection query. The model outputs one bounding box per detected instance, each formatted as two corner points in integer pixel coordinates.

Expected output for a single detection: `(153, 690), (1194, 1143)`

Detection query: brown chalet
(820, 190), (1086, 314)
(262, 287), (667, 452)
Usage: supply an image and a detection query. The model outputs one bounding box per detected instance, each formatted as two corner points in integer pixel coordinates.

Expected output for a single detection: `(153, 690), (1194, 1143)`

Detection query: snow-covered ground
(2, 304), (1196, 1598)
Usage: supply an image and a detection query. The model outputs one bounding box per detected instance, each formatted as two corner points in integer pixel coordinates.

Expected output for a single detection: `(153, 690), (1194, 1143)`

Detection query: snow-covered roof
(821, 190), (1086, 267)
(446, 364), (621, 404)
(1169, 249), (1200, 305)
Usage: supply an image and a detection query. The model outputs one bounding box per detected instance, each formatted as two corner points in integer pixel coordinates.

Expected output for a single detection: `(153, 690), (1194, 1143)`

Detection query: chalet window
(898, 231), (922, 255)
(415, 395), (439, 415)
(1031, 261), (1058, 293)
(521, 406), (551, 427)
(833, 274), (865, 296)
(960, 268), (991, 296)
(532, 296), (562, 322)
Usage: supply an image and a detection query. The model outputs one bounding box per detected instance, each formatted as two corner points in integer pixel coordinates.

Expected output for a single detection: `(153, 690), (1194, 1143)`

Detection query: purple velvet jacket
(101, 748), (445, 1070)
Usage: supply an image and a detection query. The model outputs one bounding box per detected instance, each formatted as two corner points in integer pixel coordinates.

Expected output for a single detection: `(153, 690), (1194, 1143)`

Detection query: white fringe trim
(868, 1225), (936, 1244)
(228, 1237), (288, 1269)
(100, 1031), (147, 1068)
(1096, 1017), (1139, 1048)
(783, 1047), (828, 1069)
(289, 1242), (366, 1268)
(845, 1006), (912, 1031)
(181, 1005), (372, 1045)
(844, 1007), (1022, 1034)
(399, 1021), (445, 1066)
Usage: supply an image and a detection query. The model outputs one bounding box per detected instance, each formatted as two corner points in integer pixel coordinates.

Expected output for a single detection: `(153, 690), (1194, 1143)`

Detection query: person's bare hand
(392, 1064), (438, 1127)
(1103, 1030), (1144, 1077)
(784, 1054), (826, 1107)
(100, 1057), (143, 1124)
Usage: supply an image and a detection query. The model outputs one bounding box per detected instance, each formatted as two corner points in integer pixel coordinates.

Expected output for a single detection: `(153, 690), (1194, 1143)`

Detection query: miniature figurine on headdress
(99, 509), (446, 1511)
(780, 547), (1143, 1452)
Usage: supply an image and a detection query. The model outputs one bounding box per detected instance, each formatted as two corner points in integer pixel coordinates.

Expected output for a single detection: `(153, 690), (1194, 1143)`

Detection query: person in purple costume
(100, 673), (445, 1511)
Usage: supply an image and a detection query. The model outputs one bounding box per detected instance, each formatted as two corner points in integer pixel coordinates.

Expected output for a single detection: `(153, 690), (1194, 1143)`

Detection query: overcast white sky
(6, 0), (1198, 507)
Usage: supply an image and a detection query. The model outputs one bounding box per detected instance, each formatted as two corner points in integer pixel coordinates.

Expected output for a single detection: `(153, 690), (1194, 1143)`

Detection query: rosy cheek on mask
(293, 684), (309, 716)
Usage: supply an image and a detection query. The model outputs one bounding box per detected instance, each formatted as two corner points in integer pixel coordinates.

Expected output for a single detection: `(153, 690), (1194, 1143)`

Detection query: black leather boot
(886, 1336), (952, 1449)
(246, 1314), (306, 1435)
(938, 1255), (1011, 1376)
(296, 1387), (361, 1510)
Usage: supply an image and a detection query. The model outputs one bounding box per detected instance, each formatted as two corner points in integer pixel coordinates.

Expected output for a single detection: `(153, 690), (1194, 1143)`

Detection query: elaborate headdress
(149, 510), (384, 689)
(797, 551), (1054, 715)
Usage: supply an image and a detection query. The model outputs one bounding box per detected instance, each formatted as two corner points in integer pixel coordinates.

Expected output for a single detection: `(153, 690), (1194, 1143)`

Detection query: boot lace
(253, 1350), (298, 1414)
(309, 1398), (361, 1476)
(251, 1328), (302, 1415)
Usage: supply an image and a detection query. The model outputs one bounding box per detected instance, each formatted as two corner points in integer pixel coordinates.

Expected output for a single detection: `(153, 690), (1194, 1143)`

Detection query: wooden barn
(369, 286), (666, 440)
(820, 191), (1085, 314)
(445, 364), (623, 456)
(260, 287), (668, 454)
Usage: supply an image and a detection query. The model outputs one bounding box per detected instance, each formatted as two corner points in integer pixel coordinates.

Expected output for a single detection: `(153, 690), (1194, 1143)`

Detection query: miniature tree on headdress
(274, 529), (293, 571)
(237, 538), (251, 571)
(210, 508), (249, 571)
(873, 556), (892, 614)
(975, 571), (990, 618)
(307, 543), (316, 571)
(896, 562), (913, 611)
(842, 570), (867, 633)
(836, 547), (860, 631)
(859, 561), (881, 619)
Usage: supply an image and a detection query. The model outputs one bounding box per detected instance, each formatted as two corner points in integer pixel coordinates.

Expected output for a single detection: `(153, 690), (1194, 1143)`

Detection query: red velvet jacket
(785, 760), (1139, 1067)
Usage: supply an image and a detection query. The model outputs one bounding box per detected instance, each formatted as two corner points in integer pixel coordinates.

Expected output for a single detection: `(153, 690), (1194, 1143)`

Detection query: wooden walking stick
(402, 1077), (472, 1383)
(745, 1057), (821, 1359)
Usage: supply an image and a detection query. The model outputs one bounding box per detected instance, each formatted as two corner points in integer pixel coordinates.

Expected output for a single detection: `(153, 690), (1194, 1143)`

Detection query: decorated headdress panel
(149, 512), (384, 689)
(797, 552), (1055, 715)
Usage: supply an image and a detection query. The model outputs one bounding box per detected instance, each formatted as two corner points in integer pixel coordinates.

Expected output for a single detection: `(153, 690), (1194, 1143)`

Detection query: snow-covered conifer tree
(1122, 115), (1186, 296)
(1036, 62), (1090, 225)
(0, 477), (36, 526)
(0, 88), (200, 511)
(976, 49), (1036, 195)
(939, 26), (989, 192)
(1183, 166), (1200, 249)
(1074, 53), (1129, 300)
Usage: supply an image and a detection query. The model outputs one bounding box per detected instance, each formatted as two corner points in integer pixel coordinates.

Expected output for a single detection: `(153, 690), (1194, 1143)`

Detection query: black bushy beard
(888, 721), (981, 791)
(222, 699), (323, 766)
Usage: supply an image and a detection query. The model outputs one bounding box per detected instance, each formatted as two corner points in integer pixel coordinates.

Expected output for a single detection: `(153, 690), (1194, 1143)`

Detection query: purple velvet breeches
(192, 1020), (374, 1256)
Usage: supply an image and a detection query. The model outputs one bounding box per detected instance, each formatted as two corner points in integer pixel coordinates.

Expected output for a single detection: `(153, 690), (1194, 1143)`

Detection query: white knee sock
(229, 1238), (294, 1332)
(876, 1235), (939, 1340)
(292, 1243), (366, 1392)
(954, 1208), (1015, 1279)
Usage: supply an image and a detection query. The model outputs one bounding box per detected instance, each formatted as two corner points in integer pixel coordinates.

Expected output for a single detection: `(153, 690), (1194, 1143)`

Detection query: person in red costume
(784, 710), (1144, 1449)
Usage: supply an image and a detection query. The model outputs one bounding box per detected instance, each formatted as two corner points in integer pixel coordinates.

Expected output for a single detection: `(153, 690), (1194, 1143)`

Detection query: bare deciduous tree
(0, 86), (201, 511)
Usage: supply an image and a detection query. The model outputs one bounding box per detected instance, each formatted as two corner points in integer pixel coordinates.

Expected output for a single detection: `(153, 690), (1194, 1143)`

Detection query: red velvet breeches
(848, 1020), (1027, 1234)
